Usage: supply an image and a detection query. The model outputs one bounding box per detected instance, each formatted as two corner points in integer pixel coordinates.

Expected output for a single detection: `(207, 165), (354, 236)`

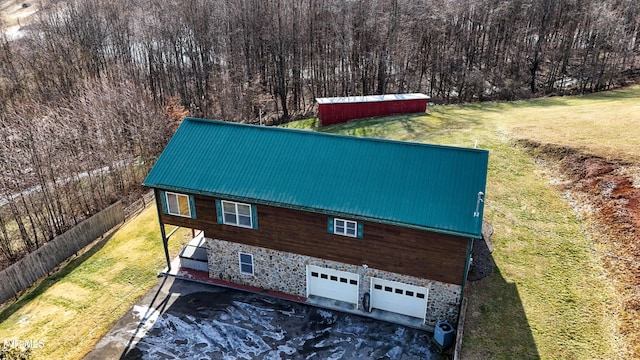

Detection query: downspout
(459, 238), (474, 308)
(465, 190), (483, 303)
(452, 238), (474, 328)
(461, 237), (474, 290)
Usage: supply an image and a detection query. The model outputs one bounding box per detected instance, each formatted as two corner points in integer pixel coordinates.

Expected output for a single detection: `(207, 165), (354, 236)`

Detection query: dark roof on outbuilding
(143, 118), (489, 238)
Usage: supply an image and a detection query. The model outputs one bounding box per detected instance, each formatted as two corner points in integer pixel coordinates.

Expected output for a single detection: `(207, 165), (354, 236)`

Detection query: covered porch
(162, 230), (208, 276)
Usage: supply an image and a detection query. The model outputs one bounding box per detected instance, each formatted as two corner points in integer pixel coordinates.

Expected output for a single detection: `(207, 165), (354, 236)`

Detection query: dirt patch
(468, 221), (494, 282)
(519, 139), (640, 357)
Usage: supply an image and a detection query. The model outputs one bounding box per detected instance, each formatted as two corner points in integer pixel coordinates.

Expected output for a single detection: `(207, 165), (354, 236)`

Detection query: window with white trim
(334, 218), (357, 237)
(222, 200), (252, 228)
(165, 192), (191, 217)
(239, 253), (254, 275)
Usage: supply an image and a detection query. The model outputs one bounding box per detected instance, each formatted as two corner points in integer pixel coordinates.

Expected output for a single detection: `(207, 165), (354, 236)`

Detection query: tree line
(8, 0), (639, 122)
(0, 81), (185, 264)
(0, 0), (638, 266)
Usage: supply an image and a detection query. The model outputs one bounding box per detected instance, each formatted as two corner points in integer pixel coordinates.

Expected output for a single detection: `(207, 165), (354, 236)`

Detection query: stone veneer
(205, 237), (461, 327)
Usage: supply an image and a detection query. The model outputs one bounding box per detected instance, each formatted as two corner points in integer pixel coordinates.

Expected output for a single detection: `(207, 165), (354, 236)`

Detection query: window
(334, 218), (357, 237)
(327, 218), (362, 238)
(222, 200), (252, 228)
(239, 253), (254, 275)
(165, 192), (191, 217)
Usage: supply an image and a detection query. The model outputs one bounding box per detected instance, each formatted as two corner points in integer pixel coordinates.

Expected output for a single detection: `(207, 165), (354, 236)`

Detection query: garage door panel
(370, 278), (428, 320)
(307, 265), (359, 305)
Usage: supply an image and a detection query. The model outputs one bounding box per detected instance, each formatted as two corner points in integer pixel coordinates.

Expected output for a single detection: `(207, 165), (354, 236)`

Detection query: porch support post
(160, 220), (171, 272)
(154, 189), (172, 272)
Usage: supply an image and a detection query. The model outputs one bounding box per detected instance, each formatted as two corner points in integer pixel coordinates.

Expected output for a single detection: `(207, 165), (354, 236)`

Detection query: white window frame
(239, 253), (254, 275)
(222, 200), (253, 228)
(334, 218), (358, 237)
(165, 192), (191, 218)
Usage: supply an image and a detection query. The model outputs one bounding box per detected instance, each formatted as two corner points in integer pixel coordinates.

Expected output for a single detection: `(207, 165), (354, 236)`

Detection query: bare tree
(0, 0), (639, 267)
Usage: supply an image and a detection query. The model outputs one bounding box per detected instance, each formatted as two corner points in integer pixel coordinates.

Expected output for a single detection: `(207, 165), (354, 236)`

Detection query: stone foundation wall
(206, 237), (461, 326)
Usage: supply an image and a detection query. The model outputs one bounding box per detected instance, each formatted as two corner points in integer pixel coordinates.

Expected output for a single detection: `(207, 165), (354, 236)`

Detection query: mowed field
(0, 86), (637, 359)
(0, 207), (192, 359)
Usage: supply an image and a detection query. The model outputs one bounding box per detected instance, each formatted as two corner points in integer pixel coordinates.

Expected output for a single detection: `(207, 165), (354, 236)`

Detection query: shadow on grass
(464, 237), (540, 359)
(0, 227), (119, 324)
(460, 86), (640, 113)
(573, 85), (640, 100)
(450, 97), (572, 114)
(317, 114), (416, 136)
(319, 112), (481, 141)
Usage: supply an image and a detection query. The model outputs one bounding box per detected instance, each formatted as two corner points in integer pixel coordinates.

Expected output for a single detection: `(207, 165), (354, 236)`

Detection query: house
(316, 93), (429, 126)
(143, 118), (489, 328)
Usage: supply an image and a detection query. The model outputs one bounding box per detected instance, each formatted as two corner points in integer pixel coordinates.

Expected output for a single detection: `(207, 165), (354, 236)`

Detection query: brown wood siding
(156, 191), (469, 285)
(155, 189), (201, 229)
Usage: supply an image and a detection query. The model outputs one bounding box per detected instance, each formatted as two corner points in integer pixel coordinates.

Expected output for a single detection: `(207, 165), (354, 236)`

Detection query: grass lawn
(1, 86), (636, 359)
(474, 86), (640, 164)
(286, 86), (640, 359)
(0, 206), (191, 359)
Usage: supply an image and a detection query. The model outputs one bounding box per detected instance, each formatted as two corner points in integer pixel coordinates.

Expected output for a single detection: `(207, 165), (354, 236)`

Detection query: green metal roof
(143, 118), (489, 238)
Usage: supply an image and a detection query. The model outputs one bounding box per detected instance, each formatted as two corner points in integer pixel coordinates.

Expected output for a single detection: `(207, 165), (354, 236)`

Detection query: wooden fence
(123, 190), (155, 221)
(0, 201), (124, 305)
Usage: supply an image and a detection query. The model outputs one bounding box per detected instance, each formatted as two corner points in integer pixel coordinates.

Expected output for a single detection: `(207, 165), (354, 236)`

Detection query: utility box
(434, 321), (455, 348)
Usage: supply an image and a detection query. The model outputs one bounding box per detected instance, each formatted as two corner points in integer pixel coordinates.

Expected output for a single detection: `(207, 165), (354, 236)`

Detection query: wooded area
(0, 0), (638, 267)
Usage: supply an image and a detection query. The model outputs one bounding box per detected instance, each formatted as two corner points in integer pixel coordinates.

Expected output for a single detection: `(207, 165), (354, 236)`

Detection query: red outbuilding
(316, 93), (430, 126)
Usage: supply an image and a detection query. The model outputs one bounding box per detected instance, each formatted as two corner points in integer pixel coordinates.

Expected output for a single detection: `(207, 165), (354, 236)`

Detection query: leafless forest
(0, 0), (638, 266)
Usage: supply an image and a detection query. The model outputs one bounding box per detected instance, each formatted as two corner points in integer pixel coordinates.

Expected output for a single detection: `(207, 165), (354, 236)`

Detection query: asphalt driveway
(86, 276), (444, 359)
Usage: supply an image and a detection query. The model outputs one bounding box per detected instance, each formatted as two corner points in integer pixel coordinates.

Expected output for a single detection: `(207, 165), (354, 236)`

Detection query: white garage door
(306, 265), (359, 306)
(370, 278), (428, 321)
